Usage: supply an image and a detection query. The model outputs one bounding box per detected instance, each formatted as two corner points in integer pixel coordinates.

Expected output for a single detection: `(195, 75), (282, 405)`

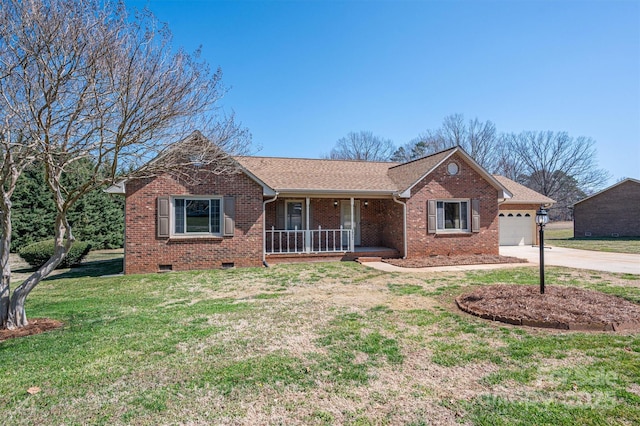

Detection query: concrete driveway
(500, 245), (640, 274)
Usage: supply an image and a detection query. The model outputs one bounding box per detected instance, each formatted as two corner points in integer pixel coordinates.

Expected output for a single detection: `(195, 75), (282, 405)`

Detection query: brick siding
(124, 169), (264, 274)
(125, 153), (506, 273)
(574, 180), (640, 237)
(404, 153), (500, 256)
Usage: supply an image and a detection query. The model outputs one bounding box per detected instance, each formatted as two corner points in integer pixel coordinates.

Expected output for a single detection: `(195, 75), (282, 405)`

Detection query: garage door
(499, 212), (533, 246)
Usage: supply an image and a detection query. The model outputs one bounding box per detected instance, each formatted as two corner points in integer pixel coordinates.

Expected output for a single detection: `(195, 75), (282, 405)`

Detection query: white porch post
(305, 197), (311, 252)
(350, 197), (355, 252)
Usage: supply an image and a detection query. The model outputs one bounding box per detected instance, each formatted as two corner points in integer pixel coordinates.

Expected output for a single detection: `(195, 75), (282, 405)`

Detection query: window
(174, 197), (221, 235)
(436, 200), (469, 231)
(286, 201), (304, 230)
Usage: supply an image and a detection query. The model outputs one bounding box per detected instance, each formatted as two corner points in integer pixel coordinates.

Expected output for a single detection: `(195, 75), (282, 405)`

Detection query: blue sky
(127, 0), (639, 184)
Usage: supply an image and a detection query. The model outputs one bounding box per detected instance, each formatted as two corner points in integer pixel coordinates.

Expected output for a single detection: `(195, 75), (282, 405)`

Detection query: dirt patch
(0, 318), (64, 341)
(456, 285), (640, 331)
(384, 254), (527, 268)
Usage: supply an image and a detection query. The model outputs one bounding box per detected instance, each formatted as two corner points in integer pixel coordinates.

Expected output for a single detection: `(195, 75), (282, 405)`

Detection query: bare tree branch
(0, 0), (251, 328)
(392, 114), (502, 171)
(504, 131), (610, 219)
(326, 131), (395, 161)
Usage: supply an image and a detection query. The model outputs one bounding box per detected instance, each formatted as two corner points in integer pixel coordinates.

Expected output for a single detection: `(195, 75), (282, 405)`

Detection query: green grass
(546, 228), (640, 254)
(1, 259), (639, 424)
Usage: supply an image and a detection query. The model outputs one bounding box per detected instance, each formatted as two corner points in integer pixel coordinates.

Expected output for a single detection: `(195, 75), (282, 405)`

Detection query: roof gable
(573, 178), (640, 206)
(387, 148), (456, 193)
(106, 131), (274, 195)
(388, 147), (511, 198)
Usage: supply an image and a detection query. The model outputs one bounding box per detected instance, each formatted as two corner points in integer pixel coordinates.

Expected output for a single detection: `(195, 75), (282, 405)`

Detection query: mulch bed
(383, 254), (527, 268)
(456, 285), (640, 331)
(0, 318), (64, 341)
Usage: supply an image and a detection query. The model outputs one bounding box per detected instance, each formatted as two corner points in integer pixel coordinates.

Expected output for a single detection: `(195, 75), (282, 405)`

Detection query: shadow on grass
(14, 258), (123, 281)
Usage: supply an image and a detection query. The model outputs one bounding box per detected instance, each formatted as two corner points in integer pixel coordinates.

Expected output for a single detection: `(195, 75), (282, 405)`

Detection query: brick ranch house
(110, 134), (553, 274)
(573, 178), (640, 238)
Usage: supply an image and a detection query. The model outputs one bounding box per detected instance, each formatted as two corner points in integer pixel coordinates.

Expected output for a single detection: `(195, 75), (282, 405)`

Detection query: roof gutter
(274, 189), (396, 197)
(392, 194), (407, 259)
(262, 192), (279, 265)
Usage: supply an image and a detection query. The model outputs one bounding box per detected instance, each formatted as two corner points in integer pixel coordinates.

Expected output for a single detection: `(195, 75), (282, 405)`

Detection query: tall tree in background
(11, 162), (124, 251)
(501, 131), (609, 220)
(391, 132), (448, 162)
(326, 131), (395, 161)
(392, 114), (502, 171)
(395, 115), (609, 220)
(0, 0), (250, 329)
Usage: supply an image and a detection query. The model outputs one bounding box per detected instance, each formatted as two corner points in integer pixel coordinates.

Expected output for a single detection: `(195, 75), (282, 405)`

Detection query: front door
(340, 200), (361, 248)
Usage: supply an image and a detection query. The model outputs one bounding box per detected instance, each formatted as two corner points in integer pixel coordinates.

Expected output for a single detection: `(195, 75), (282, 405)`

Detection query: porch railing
(265, 226), (353, 254)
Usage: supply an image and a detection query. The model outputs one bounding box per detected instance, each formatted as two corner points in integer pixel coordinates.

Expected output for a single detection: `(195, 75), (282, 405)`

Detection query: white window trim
(436, 199), (471, 233)
(285, 199), (306, 230)
(171, 195), (223, 237)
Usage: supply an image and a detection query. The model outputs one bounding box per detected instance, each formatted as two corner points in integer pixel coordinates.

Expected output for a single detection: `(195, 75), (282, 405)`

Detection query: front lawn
(1, 261), (639, 425)
(546, 229), (640, 254)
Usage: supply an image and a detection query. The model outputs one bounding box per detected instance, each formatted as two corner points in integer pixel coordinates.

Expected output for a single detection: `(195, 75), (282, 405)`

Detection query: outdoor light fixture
(364, 200), (369, 207)
(536, 207), (549, 294)
(333, 200), (338, 208)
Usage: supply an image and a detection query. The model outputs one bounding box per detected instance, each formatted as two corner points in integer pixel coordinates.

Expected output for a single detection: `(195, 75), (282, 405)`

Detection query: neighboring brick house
(113, 134), (556, 274)
(573, 178), (640, 238)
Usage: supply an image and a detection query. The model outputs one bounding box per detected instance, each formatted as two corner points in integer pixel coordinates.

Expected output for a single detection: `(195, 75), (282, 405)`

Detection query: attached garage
(493, 175), (555, 247)
(499, 212), (533, 246)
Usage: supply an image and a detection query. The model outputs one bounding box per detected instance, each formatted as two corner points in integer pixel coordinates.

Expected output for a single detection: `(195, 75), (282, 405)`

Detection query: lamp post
(535, 207), (549, 294)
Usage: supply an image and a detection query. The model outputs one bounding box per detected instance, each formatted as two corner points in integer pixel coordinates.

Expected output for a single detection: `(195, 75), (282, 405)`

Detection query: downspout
(392, 194), (407, 259)
(262, 193), (279, 266)
(123, 187), (126, 275)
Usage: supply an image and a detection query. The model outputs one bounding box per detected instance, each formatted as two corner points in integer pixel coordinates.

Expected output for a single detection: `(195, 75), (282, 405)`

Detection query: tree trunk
(0, 270), (9, 329)
(6, 284), (27, 329)
(0, 195), (12, 329)
(6, 216), (72, 329)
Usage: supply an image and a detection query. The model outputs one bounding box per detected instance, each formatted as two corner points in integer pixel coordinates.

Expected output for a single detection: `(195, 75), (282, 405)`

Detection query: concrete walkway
(500, 245), (640, 275)
(365, 246), (640, 274)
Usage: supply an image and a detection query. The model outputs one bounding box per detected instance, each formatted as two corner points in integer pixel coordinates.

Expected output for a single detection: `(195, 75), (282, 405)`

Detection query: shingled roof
(235, 146), (512, 199)
(234, 156), (401, 194)
(493, 175), (555, 205)
(387, 148), (456, 191)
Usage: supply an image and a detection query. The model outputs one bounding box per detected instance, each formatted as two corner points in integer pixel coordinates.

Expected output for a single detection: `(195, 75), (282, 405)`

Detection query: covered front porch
(263, 196), (403, 261)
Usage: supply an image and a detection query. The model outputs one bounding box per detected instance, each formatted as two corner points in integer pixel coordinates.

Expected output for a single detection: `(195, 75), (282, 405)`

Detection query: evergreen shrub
(19, 239), (92, 269)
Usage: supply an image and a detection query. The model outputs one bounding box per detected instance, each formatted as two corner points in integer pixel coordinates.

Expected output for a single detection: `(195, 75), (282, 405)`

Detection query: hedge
(19, 240), (92, 269)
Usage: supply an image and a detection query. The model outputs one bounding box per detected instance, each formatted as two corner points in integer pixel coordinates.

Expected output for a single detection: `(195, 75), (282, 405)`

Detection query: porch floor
(266, 246), (400, 265)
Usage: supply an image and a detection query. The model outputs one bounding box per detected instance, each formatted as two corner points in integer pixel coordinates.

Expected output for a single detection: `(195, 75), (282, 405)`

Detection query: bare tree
(503, 131), (610, 219)
(391, 131), (448, 162)
(0, 0), (250, 329)
(0, 127), (36, 327)
(326, 131), (395, 161)
(392, 114), (502, 171)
